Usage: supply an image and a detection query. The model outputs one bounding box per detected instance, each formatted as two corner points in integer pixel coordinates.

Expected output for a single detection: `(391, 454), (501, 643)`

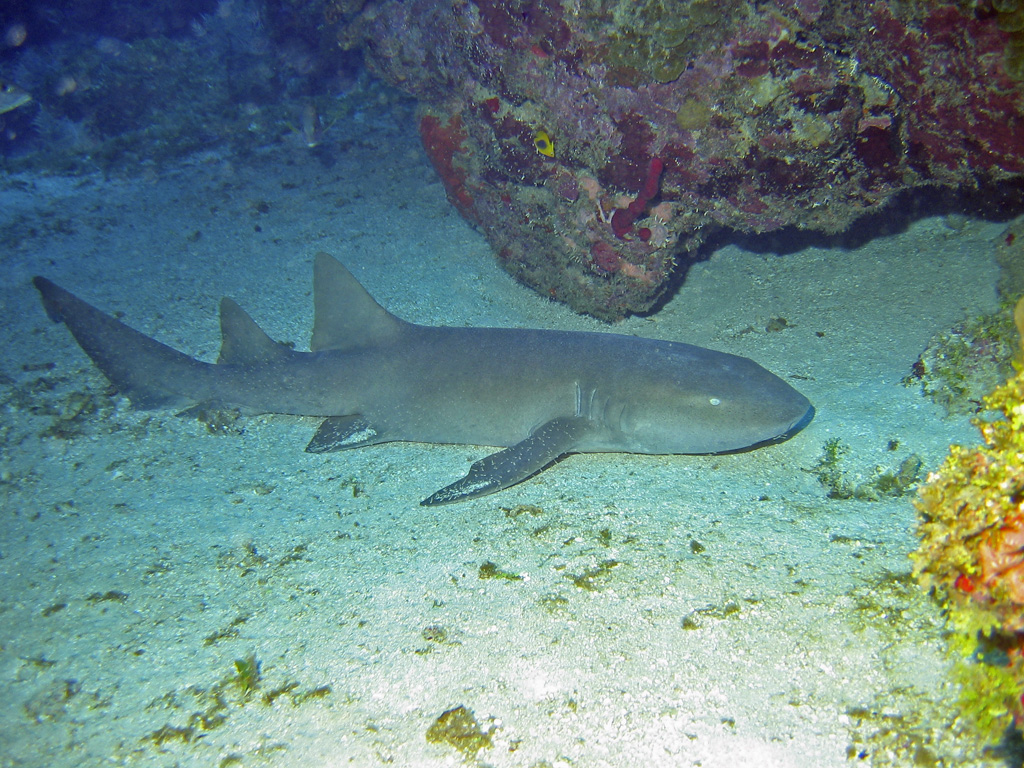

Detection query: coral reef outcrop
(332, 0), (1024, 320)
(912, 298), (1024, 746)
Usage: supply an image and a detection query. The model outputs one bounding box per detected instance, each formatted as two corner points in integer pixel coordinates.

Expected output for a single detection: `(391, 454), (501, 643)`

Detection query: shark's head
(614, 342), (813, 455)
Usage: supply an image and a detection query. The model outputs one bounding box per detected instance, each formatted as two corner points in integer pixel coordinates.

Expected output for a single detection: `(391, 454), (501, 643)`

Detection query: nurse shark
(33, 253), (813, 505)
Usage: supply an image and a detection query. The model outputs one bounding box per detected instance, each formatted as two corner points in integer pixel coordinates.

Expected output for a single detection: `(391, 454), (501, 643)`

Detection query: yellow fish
(0, 80), (31, 115)
(533, 129), (554, 158)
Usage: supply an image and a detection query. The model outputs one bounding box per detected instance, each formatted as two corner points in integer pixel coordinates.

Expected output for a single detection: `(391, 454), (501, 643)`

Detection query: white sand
(0, 112), (1016, 767)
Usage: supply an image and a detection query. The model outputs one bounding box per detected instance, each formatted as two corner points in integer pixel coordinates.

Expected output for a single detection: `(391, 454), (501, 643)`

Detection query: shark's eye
(709, 397), (721, 406)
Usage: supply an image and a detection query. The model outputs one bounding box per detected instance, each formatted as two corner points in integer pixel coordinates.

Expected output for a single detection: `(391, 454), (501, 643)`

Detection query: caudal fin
(33, 276), (203, 409)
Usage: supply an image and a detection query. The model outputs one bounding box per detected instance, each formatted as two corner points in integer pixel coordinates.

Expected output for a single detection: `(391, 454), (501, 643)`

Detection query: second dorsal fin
(217, 298), (294, 365)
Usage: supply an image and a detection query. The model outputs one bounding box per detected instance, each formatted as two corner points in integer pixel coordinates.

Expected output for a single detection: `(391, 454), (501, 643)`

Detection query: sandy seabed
(0, 110), (1018, 767)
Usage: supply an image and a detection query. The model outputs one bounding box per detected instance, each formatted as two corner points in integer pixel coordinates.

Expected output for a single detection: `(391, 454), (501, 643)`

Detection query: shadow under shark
(34, 253), (813, 505)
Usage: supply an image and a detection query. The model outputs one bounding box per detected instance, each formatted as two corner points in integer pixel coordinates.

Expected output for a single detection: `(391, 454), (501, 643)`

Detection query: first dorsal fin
(311, 252), (406, 352)
(217, 297), (295, 365)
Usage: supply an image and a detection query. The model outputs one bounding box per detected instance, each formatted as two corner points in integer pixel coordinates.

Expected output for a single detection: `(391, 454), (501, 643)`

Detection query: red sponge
(611, 157), (663, 239)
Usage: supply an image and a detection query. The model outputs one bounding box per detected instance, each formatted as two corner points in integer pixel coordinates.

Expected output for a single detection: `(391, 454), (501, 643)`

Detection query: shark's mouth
(711, 404), (816, 455)
(773, 403), (816, 445)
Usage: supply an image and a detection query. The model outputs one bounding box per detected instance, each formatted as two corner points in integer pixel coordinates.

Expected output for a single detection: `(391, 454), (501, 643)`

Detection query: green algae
(681, 601), (741, 630)
(291, 685), (332, 705)
(994, 1), (1024, 79)
(421, 625), (450, 644)
(193, 406), (243, 436)
(261, 681), (299, 706)
(854, 455), (924, 502)
(538, 593), (571, 615)
(601, 0), (741, 84)
(203, 614), (251, 647)
(41, 602), (67, 617)
(479, 560), (523, 581)
(425, 705), (493, 757)
(145, 723), (195, 747)
(809, 439), (923, 501)
(502, 503), (545, 519)
(568, 558), (621, 591)
(676, 97), (713, 130)
(85, 590), (128, 605)
(230, 655), (262, 701)
(141, 655), (333, 755)
(811, 438), (853, 499)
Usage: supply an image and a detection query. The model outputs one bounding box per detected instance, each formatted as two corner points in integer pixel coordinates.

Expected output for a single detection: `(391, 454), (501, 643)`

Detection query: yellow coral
(911, 297), (1024, 745)
(1016, 293), (1024, 356)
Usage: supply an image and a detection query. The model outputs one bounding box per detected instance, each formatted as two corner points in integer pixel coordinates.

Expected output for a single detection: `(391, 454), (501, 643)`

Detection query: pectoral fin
(421, 416), (594, 506)
(306, 415), (387, 452)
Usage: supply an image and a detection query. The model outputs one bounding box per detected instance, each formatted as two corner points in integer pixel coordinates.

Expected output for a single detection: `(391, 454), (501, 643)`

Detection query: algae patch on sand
(425, 704), (493, 757)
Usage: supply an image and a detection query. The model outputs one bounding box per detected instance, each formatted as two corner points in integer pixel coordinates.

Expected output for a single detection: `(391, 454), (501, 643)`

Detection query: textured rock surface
(335, 0), (1024, 320)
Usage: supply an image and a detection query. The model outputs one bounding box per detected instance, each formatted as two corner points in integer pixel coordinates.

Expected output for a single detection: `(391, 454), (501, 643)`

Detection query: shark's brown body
(34, 253), (813, 504)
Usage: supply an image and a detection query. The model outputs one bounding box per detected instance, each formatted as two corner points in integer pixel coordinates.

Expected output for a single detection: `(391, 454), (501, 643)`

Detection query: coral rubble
(334, 0), (1024, 319)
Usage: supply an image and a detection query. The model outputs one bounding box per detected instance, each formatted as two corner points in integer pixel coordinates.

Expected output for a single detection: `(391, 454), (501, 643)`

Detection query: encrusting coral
(912, 296), (1024, 745)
